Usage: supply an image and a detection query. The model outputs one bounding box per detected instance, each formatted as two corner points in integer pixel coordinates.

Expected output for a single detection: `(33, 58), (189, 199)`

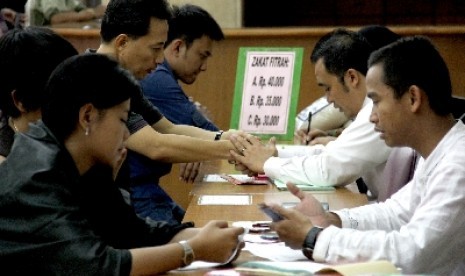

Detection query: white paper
(198, 195), (252, 205)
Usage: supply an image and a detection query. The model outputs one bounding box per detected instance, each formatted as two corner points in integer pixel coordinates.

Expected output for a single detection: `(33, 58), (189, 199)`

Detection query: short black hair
(368, 36), (452, 116)
(0, 27), (78, 118)
(311, 28), (373, 83)
(42, 54), (140, 141)
(100, 0), (172, 43)
(358, 25), (401, 51)
(166, 4), (224, 48)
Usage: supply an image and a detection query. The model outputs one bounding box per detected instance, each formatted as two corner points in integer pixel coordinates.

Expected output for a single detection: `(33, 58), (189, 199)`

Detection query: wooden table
(160, 160), (368, 275)
(185, 160), (368, 226)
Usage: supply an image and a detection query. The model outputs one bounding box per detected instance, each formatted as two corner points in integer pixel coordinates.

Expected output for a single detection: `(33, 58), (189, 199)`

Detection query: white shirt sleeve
(313, 122), (465, 275)
(264, 99), (391, 186)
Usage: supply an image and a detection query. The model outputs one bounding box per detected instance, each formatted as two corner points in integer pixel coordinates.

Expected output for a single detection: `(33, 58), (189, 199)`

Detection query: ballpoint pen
(306, 111), (312, 145)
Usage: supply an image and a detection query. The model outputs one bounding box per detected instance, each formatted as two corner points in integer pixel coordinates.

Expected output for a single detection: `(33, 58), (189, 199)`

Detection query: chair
(377, 147), (419, 202)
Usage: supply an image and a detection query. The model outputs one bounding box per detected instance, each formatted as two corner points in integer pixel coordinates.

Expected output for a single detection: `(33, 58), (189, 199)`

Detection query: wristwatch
(302, 226), (323, 260)
(178, 240), (195, 267)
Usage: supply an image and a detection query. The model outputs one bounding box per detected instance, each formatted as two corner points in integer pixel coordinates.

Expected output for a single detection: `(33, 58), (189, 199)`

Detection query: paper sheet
(197, 195), (252, 205)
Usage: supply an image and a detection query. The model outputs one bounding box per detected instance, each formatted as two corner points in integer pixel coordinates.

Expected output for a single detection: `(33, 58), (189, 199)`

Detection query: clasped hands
(227, 132), (278, 175)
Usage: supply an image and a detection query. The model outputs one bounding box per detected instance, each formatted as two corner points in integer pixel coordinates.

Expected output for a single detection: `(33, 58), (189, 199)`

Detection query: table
(161, 160), (368, 275)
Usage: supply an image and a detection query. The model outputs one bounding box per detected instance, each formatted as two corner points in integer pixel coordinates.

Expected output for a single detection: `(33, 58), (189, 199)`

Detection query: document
(236, 260), (399, 276)
(197, 195), (252, 205)
(273, 178), (335, 192)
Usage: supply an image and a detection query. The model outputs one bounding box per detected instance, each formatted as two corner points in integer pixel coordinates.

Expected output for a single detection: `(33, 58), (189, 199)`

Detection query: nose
(123, 127), (130, 141)
(200, 60), (207, 71)
(369, 106), (378, 124)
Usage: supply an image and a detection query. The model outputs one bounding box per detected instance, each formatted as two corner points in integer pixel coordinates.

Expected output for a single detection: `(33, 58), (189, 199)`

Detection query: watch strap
(178, 240), (195, 267)
(302, 226), (323, 260)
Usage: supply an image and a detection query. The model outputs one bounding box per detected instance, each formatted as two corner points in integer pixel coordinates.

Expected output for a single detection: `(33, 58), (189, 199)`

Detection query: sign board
(230, 47), (303, 140)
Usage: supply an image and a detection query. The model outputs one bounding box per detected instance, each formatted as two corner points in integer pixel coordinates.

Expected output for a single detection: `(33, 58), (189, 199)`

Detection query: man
(140, 3), (223, 130)
(130, 4), (224, 224)
(94, 0), (239, 223)
(268, 36), (465, 275)
(231, 29), (391, 198)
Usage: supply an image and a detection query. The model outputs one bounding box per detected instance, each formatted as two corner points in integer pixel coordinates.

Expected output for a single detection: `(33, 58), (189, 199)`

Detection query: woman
(0, 26), (78, 162)
(0, 54), (244, 275)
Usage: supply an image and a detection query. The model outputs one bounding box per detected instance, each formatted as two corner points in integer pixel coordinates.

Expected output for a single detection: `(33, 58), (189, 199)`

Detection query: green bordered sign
(230, 47), (303, 140)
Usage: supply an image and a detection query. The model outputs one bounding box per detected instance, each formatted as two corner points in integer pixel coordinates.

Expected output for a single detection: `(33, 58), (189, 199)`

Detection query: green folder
(273, 178), (335, 192)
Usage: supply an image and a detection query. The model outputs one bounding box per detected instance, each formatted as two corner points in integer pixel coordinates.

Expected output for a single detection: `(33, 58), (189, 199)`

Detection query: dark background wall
(243, 0), (465, 27)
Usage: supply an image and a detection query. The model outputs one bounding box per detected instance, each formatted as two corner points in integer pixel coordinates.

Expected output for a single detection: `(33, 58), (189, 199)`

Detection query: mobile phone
(258, 203), (284, 222)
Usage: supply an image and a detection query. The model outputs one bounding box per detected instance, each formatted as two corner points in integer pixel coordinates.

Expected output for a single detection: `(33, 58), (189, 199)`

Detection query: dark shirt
(0, 121), (193, 275)
(0, 119), (13, 157)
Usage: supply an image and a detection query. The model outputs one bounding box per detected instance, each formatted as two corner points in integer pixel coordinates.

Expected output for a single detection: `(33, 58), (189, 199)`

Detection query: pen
(306, 111), (312, 145)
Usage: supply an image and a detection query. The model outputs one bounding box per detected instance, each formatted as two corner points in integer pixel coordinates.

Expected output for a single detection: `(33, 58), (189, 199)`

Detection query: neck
(8, 116), (27, 133)
(410, 114), (456, 159)
(64, 132), (93, 176)
(96, 44), (117, 60)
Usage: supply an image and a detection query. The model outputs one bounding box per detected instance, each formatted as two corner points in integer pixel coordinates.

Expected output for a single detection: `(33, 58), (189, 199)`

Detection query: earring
(85, 126), (90, 136)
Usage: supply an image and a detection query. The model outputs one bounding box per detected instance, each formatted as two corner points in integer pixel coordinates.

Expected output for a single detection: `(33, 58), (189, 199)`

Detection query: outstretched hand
(229, 133), (277, 174)
(287, 183), (331, 227)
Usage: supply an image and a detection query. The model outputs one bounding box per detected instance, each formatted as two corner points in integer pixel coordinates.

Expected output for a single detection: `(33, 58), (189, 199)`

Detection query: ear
(78, 103), (97, 134)
(172, 39), (186, 56)
(114, 34), (129, 52)
(11, 90), (27, 113)
(406, 85), (422, 113)
(344, 69), (360, 88)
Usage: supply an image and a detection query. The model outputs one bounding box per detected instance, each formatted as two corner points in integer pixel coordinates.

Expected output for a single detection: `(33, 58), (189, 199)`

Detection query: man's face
(314, 59), (360, 119)
(171, 35), (213, 84)
(118, 18), (168, 80)
(367, 64), (410, 147)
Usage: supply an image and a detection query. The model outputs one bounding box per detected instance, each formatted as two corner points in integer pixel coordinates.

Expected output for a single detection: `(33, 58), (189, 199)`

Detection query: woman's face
(90, 100), (130, 168)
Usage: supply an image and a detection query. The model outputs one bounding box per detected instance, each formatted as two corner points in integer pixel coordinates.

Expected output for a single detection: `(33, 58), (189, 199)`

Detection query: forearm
(126, 126), (234, 163)
(156, 122), (217, 140)
(50, 9), (95, 24)
(130, 244), (185, 276)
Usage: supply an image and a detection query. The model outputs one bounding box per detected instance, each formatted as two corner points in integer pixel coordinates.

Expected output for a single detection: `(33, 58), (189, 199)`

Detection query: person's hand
(268, 204), (314, 249)
(221, 129), (246, 141)
(294, 123), (309, 145)
(229, 133), (277, 174)
(294, 125), (334, 146)
(189, 220), (245, 264)
(179, 162), (201, 183)
(287, 183), (331, 227)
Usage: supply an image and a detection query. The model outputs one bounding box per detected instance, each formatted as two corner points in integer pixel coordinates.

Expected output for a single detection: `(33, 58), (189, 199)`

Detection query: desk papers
(198, 195), (252, 205)
(273, 178), (335, 191)
(236, 260), (399, 276)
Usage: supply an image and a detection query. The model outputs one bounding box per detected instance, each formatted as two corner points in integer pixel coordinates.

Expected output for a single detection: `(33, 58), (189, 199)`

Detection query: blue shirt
(140, 60), (219, 131)
(129, 61), (218, 225)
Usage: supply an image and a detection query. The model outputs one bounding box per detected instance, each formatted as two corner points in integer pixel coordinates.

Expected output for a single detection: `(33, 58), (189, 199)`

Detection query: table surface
(165, 160), (368, 275)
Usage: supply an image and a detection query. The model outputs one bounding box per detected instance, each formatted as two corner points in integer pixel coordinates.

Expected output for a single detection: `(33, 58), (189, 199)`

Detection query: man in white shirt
(230, 28), (392, 198)
(268, 36), (465, 275)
